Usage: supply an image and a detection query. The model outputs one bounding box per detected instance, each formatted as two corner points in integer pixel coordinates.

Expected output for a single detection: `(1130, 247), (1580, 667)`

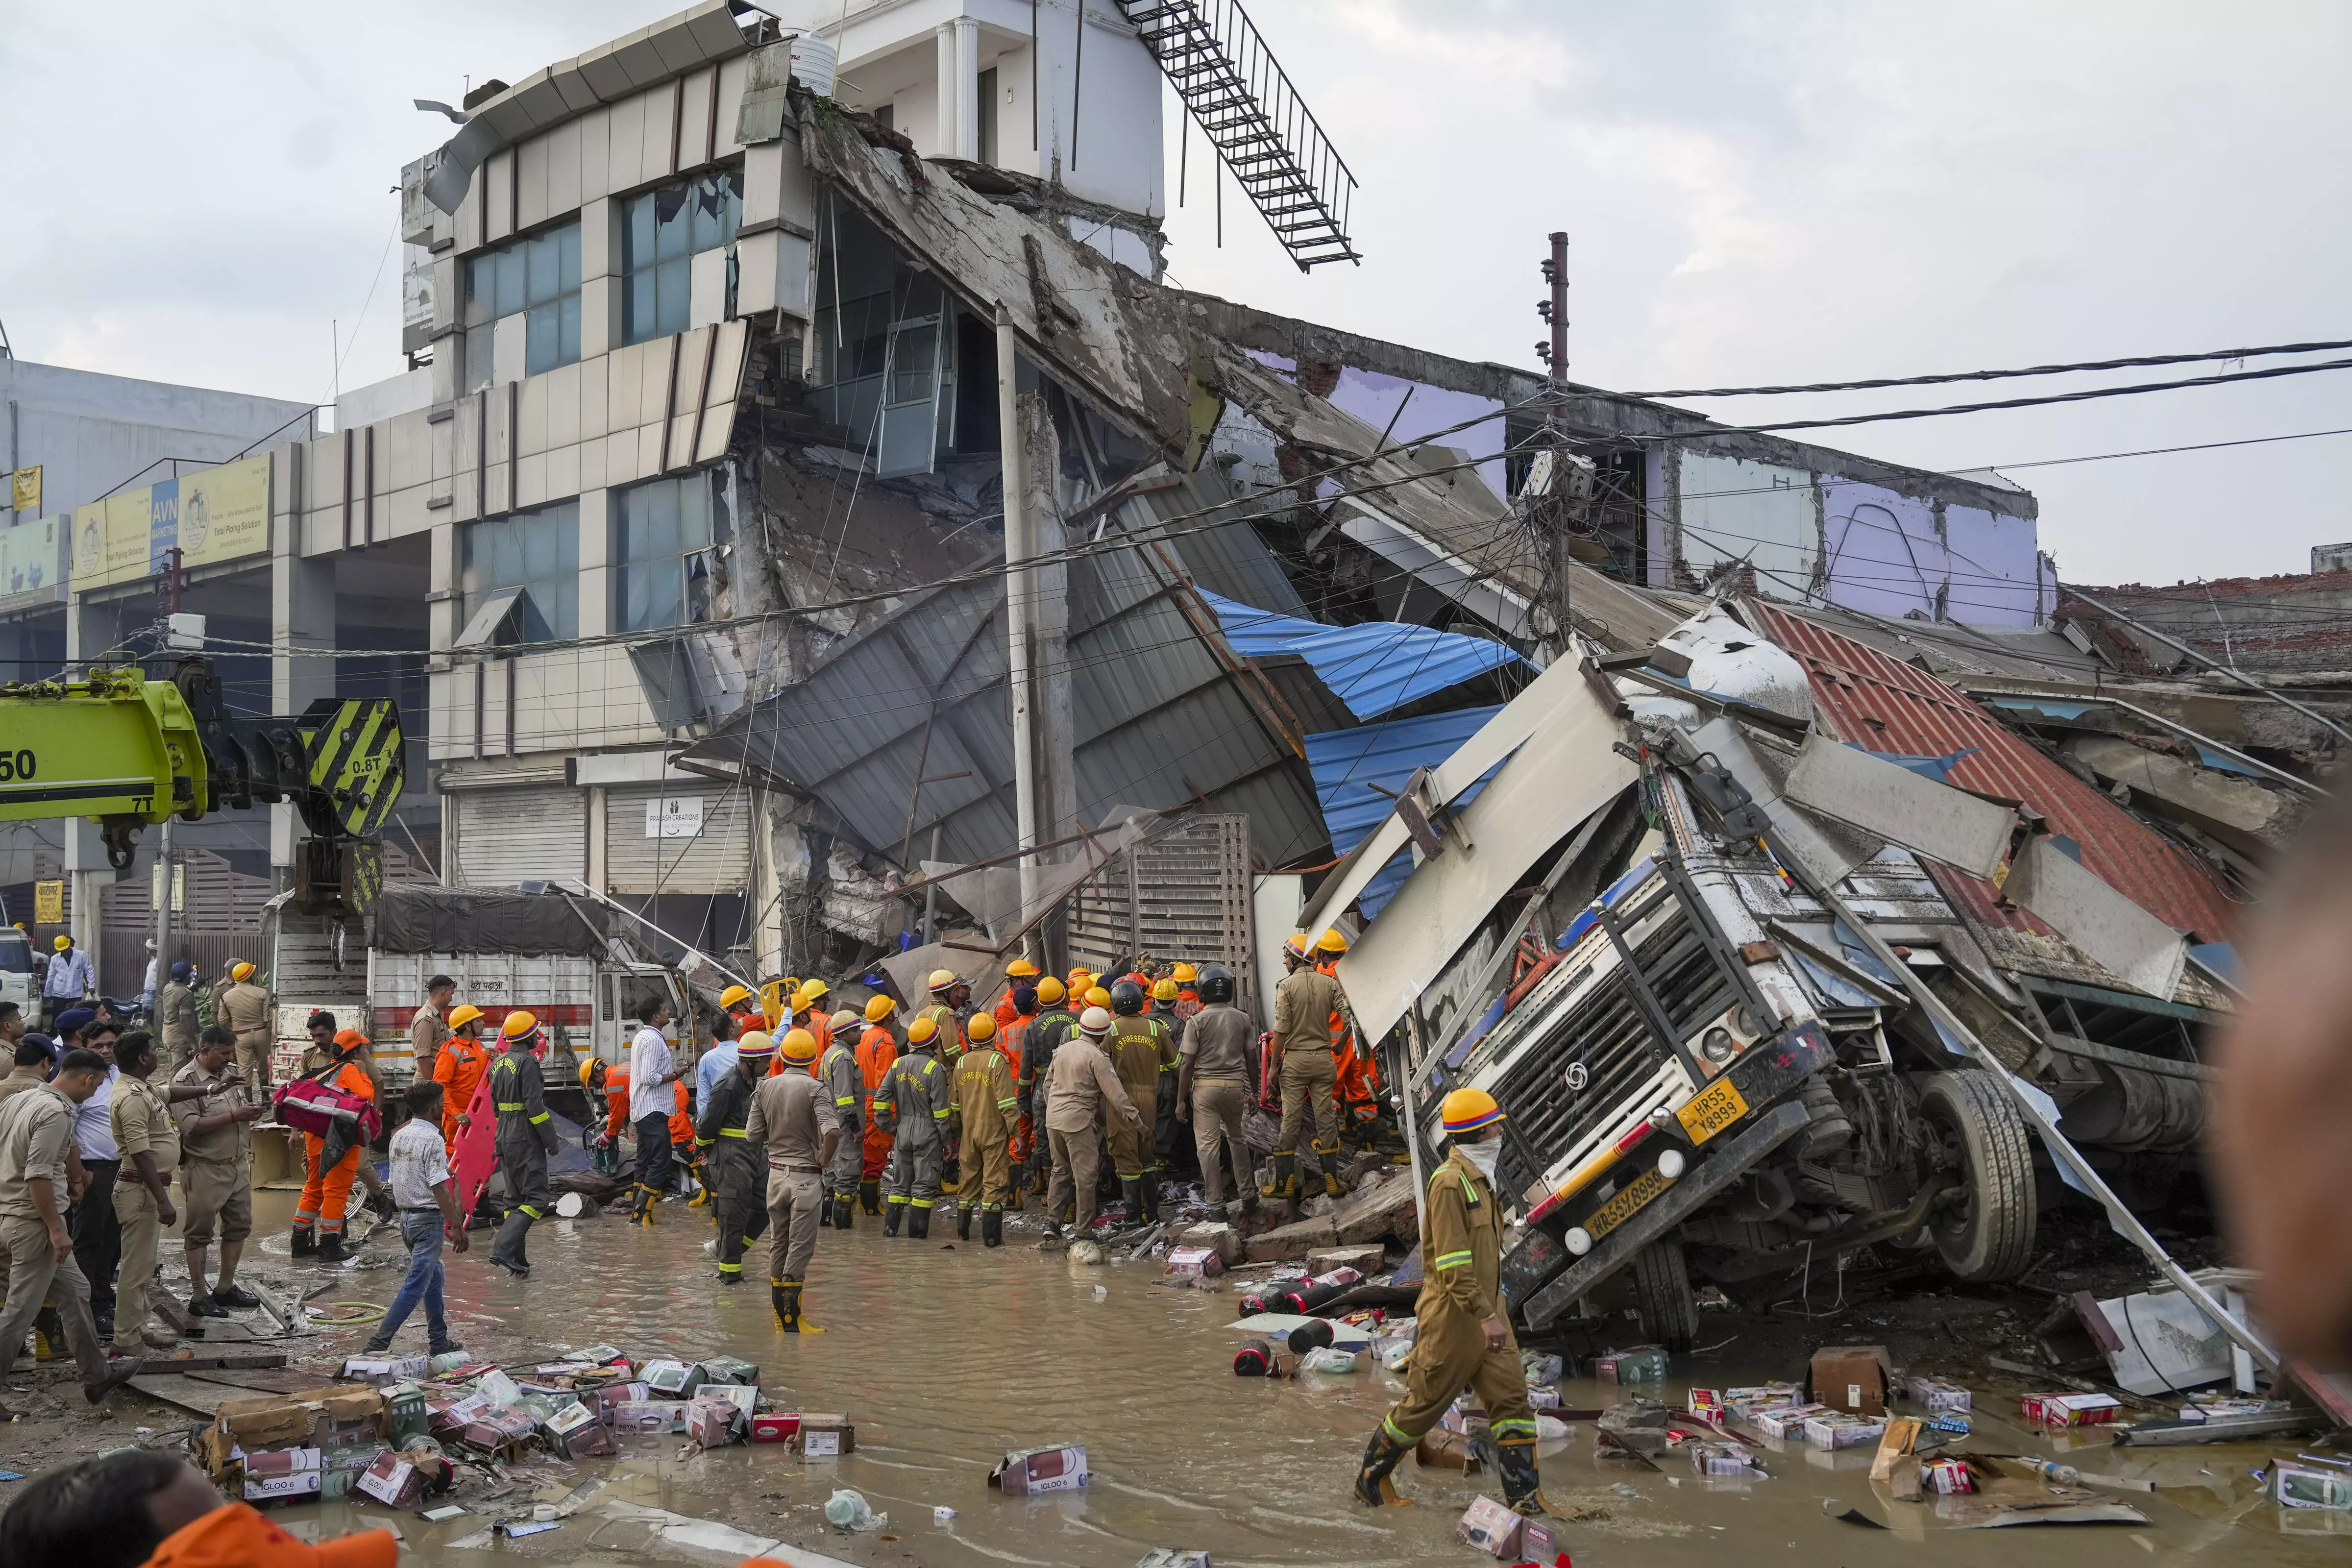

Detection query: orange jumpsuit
(1176, 986), (1203, 1025)
(434, 1034), (488, 1141)
(993, 994), (1027, 1036)
(1000, 1014), (1032, 1167)
(856, 1023), (898, 1181)
(768, 1014), (832, 1076)
(1322, 957), (1380, 1138)
(296, 1060), (376, 1242)
(603, 1063), (632, 1139)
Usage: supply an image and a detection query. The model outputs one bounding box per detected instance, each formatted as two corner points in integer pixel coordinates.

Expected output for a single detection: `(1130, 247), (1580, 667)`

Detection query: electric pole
(1536, 232), (1573, 661)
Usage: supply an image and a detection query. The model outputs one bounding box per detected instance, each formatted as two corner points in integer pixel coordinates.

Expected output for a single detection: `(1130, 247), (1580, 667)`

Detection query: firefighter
(292, 1029), (376, 1262)
(817, 1011), (863, 1227)
(717, 983), (762, 1038)
(1018, 977), (1077, 1210)
(994, 958), (1041, 1035)
(996, 982), (1036, 1211)
(1354, 1087), (1546, 1517)
(951, 1012), (1018, 1246)
(1148, 977), (1186, 1177)
(433, 1005), (489, 1142)
(1320, 927), (1381, 1152)
(1042, 1006), (1145, 1237)
(871, 1015), (950, 1237)
(694, 1030), (774, 1283)
(667, 1073), (704, 1205)
(745, 1027), (840, 1333)
(1103, 980), (1179, 1224)
(1172, 962), (1203, 1024)
(486, 1011), (561, 1278)
(1267, 932), (1346, 1207)
(854, 995), (898, 1216)
(1176, 963), (1255, 1221)
(917, 971), (969, 1069)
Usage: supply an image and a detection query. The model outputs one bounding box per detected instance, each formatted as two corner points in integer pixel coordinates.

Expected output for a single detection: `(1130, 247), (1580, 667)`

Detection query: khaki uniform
(1271, 966), (1342, 1163)
(170, 1058), (252, 1248)
(0, 1086), (112, 1383)
(216, 981), (274, 1087)
(1378, 1148), (1538, 1451)
(0, 1064), (49, 1105)
(1042, 1036), (1143, 1232)
(745, 1069), (839, 1282)
(950, 1046), (1019, 1212)
(409, 1001), (451, 1090)
(109, 1074), (181, 1350)
(1181, 1003), (1254, 1207)
(1105, 1015), (1178, 1181)
(156, 980), (199, 1063)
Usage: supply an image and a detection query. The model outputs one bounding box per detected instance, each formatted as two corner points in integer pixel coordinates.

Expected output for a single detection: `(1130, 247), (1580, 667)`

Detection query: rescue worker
(1103, 980), (1179, 1223)
(216, 961), (272, 1092)
(1176, 963), (1255, 1221)
(1267, 932), (1347, 1207)
(1172, 962), (1203, 1024)
(1042, 1006), (1145, 1238)
(996, 983), (1036, 1210)
(817, 1010), (863, 1227)
(1017, 977), (1077, 1208)
(1150, 976), (1181, 1022)
(768, 980), (833, 1076)
(854, 996), (899, 1216)
(717, 983), (762, 1038)
(292, 1029), (376, 1262)
(486, 1011), (561, 1278)
(410, 976), (456, 1090)
(993, 959), (1040, 1035)
(694, 1029), (774, 1283)
(1354, 1087), (1546, 1517)
(917, 971), (969, 1068)
(870, 1015), (950, 1238)
(950, 1012), (1018, 1246)
(1149, 977), (1186, 1177)
(667, 1073), (704, 1205)
(155, 963), (198, 1066)
(1320, 927), (1381, 1152)
(745, 1027), (840, 1332)
(432, 1005), (490, 1142)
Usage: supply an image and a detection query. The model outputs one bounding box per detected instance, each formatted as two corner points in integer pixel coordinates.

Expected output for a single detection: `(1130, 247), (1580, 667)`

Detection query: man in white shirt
(361, 1081), (467, 1356)
(627, 997), (686, 1225)
(67, 1019), (123, 1334)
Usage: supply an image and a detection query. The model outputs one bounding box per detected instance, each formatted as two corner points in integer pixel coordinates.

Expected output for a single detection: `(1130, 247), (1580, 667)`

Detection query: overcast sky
(3, 0), (2345, 587)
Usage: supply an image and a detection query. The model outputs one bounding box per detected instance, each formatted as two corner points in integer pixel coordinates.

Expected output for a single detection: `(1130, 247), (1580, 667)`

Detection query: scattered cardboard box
(355, 1451), (426, 1509)
(1810, 1346), (1892, 1417)
(1457, 1494), (1525, 1558)
(750, 1413), (800, 1445)
(244, 1448), (322, 1504)
(991, 1445), (1087, 1495)
(1905, 1375), (1971, 1412)
(794, 1415), (855, 1458)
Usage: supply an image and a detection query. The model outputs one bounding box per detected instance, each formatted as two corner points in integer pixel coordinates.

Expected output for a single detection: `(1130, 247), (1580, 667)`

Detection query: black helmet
(1108, 978), (1147, 1016)
(1199, 964), (1235, 1005)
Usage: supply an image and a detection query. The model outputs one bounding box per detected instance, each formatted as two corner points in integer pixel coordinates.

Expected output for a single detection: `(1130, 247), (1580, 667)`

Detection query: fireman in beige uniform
(1353, 1087), (1545, 1516)
(1103, 980), (1178, 1223)
(1041, 1006), (1145, 1238)
(743, 1027), (840, 1333)
(216, 962), (274, 1090)
(950, 1012), (1018, 1247)
(1266, 932), (1345, 1204)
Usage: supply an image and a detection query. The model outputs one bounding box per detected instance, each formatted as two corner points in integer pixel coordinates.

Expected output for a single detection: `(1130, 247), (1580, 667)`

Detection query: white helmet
(1078, 1005), (1113, 1036)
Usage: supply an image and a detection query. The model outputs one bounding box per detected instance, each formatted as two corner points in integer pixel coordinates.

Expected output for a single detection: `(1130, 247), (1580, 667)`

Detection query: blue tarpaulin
(1198, 589), (1523, 720)
(1305, 707), (1502, 919)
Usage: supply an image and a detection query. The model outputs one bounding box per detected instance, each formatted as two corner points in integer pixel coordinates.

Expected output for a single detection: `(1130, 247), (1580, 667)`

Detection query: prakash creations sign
(0, 514), (68, 600)
(73, 454), (271, 591)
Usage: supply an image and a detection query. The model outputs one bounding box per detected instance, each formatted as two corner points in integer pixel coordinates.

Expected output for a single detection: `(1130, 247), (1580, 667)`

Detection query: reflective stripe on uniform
(529, 1112), (549, 1124)
(720, 1127), (749, 1138)
(717, 1260), (742, 1274)
(1490, 1418), (1539, 1442)
(1433, 1250), (1473, 1271)
(496, 1102), (524, 1111)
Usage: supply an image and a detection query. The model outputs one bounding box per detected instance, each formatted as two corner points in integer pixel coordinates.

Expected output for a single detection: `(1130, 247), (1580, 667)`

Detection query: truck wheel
(1630, 1239), (1701, 1352)
(1919, 1071), (2037, 1282)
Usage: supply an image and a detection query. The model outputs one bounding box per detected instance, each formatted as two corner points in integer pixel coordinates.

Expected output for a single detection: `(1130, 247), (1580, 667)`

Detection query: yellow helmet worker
(865, 994), (896, 1023)
(1318, 928), (1349, 956)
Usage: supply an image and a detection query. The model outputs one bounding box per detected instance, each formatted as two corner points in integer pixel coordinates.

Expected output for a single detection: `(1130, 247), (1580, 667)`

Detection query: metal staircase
(1114, 0), (1361, 269)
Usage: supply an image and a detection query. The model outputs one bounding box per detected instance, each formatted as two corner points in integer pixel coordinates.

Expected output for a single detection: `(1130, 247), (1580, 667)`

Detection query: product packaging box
(610, 1401), (685, 1435)
(697, 1354), (759, 1385)
(243, 1448), (322, 1504)
(1750, 1402), (1830, 1440)
(340, 1354), (429, 1384)
(750, 1413), (801, 1445)
(1456, 1494), (1525, 1558)
(2270, 1462), (2352, 1511)
(1810, 1346), (1891, 1417)
(1803, 1412), (1886, 1450)
(385, 1384), (430, 1446)
(1904, 1375), (1971, 1412)
(563, 1344), (631, 1368)
(2021, 1392), (2120, 1427)
(990, 1444), (1087, 1495)
(1595, 1346), (1668, 1383)
(1922, 1457), (1976, 1495)
(687, 1399), (740, 1449)
(355, 1451), (424, 1508)
(696, 1384), (761, 1421)
(594, 1381), (653, 1417)
(1689, 1440), (1761, 1476)
(641, 1360), (707, 1398)
(795, 1416), (856, 1458)
(1166, 1246), (1225, 1278)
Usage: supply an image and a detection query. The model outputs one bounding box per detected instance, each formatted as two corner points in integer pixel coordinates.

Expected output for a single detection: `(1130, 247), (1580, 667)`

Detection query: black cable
(1625, 338), (2352, 399)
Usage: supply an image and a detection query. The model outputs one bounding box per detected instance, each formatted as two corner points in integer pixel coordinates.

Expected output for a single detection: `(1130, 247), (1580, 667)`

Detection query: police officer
(1176, 964), (1255, 1221)
(817, 1012), (863, 1228)
(745, 1028), (840, 1332)
(1103, 980), (1178, 1223)
(951, 1012), (1018, 1247)
(695, 1030), (774, 1283)
(1353, 1087), (1545, 1517)
(1267, 932), (1346, 1208)
(871, 1016), (951, 1238)
(486, 1011), (561, 1278)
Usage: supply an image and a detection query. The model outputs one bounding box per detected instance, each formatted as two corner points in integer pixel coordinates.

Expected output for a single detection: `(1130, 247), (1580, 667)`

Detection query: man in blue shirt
(42, 938), (93, 1033)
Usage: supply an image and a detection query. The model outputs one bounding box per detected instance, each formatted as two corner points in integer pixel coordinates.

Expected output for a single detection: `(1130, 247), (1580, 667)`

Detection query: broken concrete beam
(1307, 1244), (1388, 1276)
(1246, 1215), (1339, 1263)
(1333, 1170), (1421, 1245)
(1178, 1223), (1243, 1265)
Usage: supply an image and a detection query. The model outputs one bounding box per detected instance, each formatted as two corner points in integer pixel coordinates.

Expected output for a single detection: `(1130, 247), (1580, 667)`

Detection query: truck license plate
(1585, 1166), (1670, 1242)
(1677, 1078), (1748, 1145)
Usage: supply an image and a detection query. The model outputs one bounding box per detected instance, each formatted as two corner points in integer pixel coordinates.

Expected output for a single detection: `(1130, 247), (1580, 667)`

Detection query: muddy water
(237, 1191), (2344, 1568)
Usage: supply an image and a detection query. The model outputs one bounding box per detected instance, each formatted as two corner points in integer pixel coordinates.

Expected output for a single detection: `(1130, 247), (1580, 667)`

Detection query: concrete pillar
(955, 18), (981, 161)
(60, 592), (106, 956)
(271, 548), (337, 870)
(934, 24), (958, 160)
(586, 785), (609, 894)
(1015, 391), (1077, 855)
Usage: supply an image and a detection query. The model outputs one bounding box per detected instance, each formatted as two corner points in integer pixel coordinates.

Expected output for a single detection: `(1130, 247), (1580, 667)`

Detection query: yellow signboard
(73, 455), (270, 592)
(33, 881), (64, 926)
(8, 466), (37, 514)
(72, 502), (106, 582)
(178, 455), (270, 568)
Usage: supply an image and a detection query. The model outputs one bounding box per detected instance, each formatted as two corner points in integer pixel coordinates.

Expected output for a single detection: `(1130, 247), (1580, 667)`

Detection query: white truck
(0, 927), (35, 1025)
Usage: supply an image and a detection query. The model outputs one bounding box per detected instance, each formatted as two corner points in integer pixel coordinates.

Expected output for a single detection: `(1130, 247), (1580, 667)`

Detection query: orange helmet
(333, 1027), (369, 1054)
(865, 995), (896, 1024)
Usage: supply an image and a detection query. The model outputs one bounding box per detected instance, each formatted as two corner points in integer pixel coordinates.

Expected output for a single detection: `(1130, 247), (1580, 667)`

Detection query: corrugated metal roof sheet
(1304, 707), (1501, 918)
(1749, 601), (2244, 941)
(1198, 590), (1524, 720)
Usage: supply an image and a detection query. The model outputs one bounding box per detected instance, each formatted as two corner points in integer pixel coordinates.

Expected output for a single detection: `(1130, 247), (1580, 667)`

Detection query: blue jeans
(370, 1211), (451, 1350)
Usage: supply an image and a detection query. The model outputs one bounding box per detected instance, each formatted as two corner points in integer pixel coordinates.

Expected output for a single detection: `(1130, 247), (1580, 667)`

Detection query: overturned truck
(1315, 604), (2239, 1350)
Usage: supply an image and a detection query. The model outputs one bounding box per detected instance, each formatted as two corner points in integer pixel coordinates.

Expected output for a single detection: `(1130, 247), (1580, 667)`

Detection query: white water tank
(786, 33), (836, 97)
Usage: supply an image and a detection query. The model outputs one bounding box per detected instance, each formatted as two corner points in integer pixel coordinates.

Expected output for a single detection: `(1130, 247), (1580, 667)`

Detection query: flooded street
(146, 1187), (2344, 1568)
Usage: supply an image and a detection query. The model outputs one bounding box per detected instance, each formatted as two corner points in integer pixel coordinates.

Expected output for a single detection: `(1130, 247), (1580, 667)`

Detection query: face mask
(1458, 1138), (1500, 1182)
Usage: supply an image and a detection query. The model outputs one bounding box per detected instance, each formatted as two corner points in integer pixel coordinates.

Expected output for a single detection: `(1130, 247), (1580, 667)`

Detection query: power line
(1625, 337), (2352, 400)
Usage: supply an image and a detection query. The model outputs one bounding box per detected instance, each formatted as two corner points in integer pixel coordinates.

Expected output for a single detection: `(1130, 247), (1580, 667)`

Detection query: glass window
(461, 220), (581, 390)
(459, 501), (579, 644)
(621, 168), (743, 346)
(614, 473), (730, 634)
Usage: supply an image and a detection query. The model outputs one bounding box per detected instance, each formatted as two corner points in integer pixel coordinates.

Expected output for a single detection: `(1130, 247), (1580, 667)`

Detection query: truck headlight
(1564, 1226), (1593, 1255)
(1656, 1148), (1687, 1180)
(1700, 1027), (1736, 1063)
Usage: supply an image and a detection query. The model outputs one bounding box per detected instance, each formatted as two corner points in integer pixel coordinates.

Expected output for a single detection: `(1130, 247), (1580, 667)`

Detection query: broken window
(977, 67), (999, 165)
(613, 471), (730, 634)
(459, 501), (579, 644)
(621, 169), (743, 346)
(461, 220), (581, 390)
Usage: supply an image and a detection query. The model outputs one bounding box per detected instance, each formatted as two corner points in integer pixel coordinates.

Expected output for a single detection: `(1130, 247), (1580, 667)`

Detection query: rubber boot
(1118, 1177), (1143, 1225)
(907, 1204), (932, 1241)
(1354, 1423), (1414, 1507)
(1141, 1175), (1161, 1223)
(1261, 1153), (1298, 1202)
(1495, 1442), (1549, 1517)
(859, 1179), (881, 1216)
(1007, 1173), (1025, 1213)
(955, 1206), (974, 1241)
(632, 1183), (656, 1227)
(837, 1193), (857, 1230)
(1315, 1142), (1350, 1198)
(981, 1210), (1004, 1249)
(315, 1230), (347, 1263)
(290, 1225), (316, 1259)
(772, 1277), (797, 1333)
(883, 1200), (904, 1237)
(491, 1211), (533, 1277)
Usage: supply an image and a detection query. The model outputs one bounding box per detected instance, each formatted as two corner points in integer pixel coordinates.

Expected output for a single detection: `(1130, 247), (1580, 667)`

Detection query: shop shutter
(605, 781), (752, 895)
(453, 786), (587, 889)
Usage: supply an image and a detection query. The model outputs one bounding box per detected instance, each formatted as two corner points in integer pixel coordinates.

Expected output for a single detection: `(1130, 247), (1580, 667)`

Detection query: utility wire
(1624, 337), (2352, 399)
